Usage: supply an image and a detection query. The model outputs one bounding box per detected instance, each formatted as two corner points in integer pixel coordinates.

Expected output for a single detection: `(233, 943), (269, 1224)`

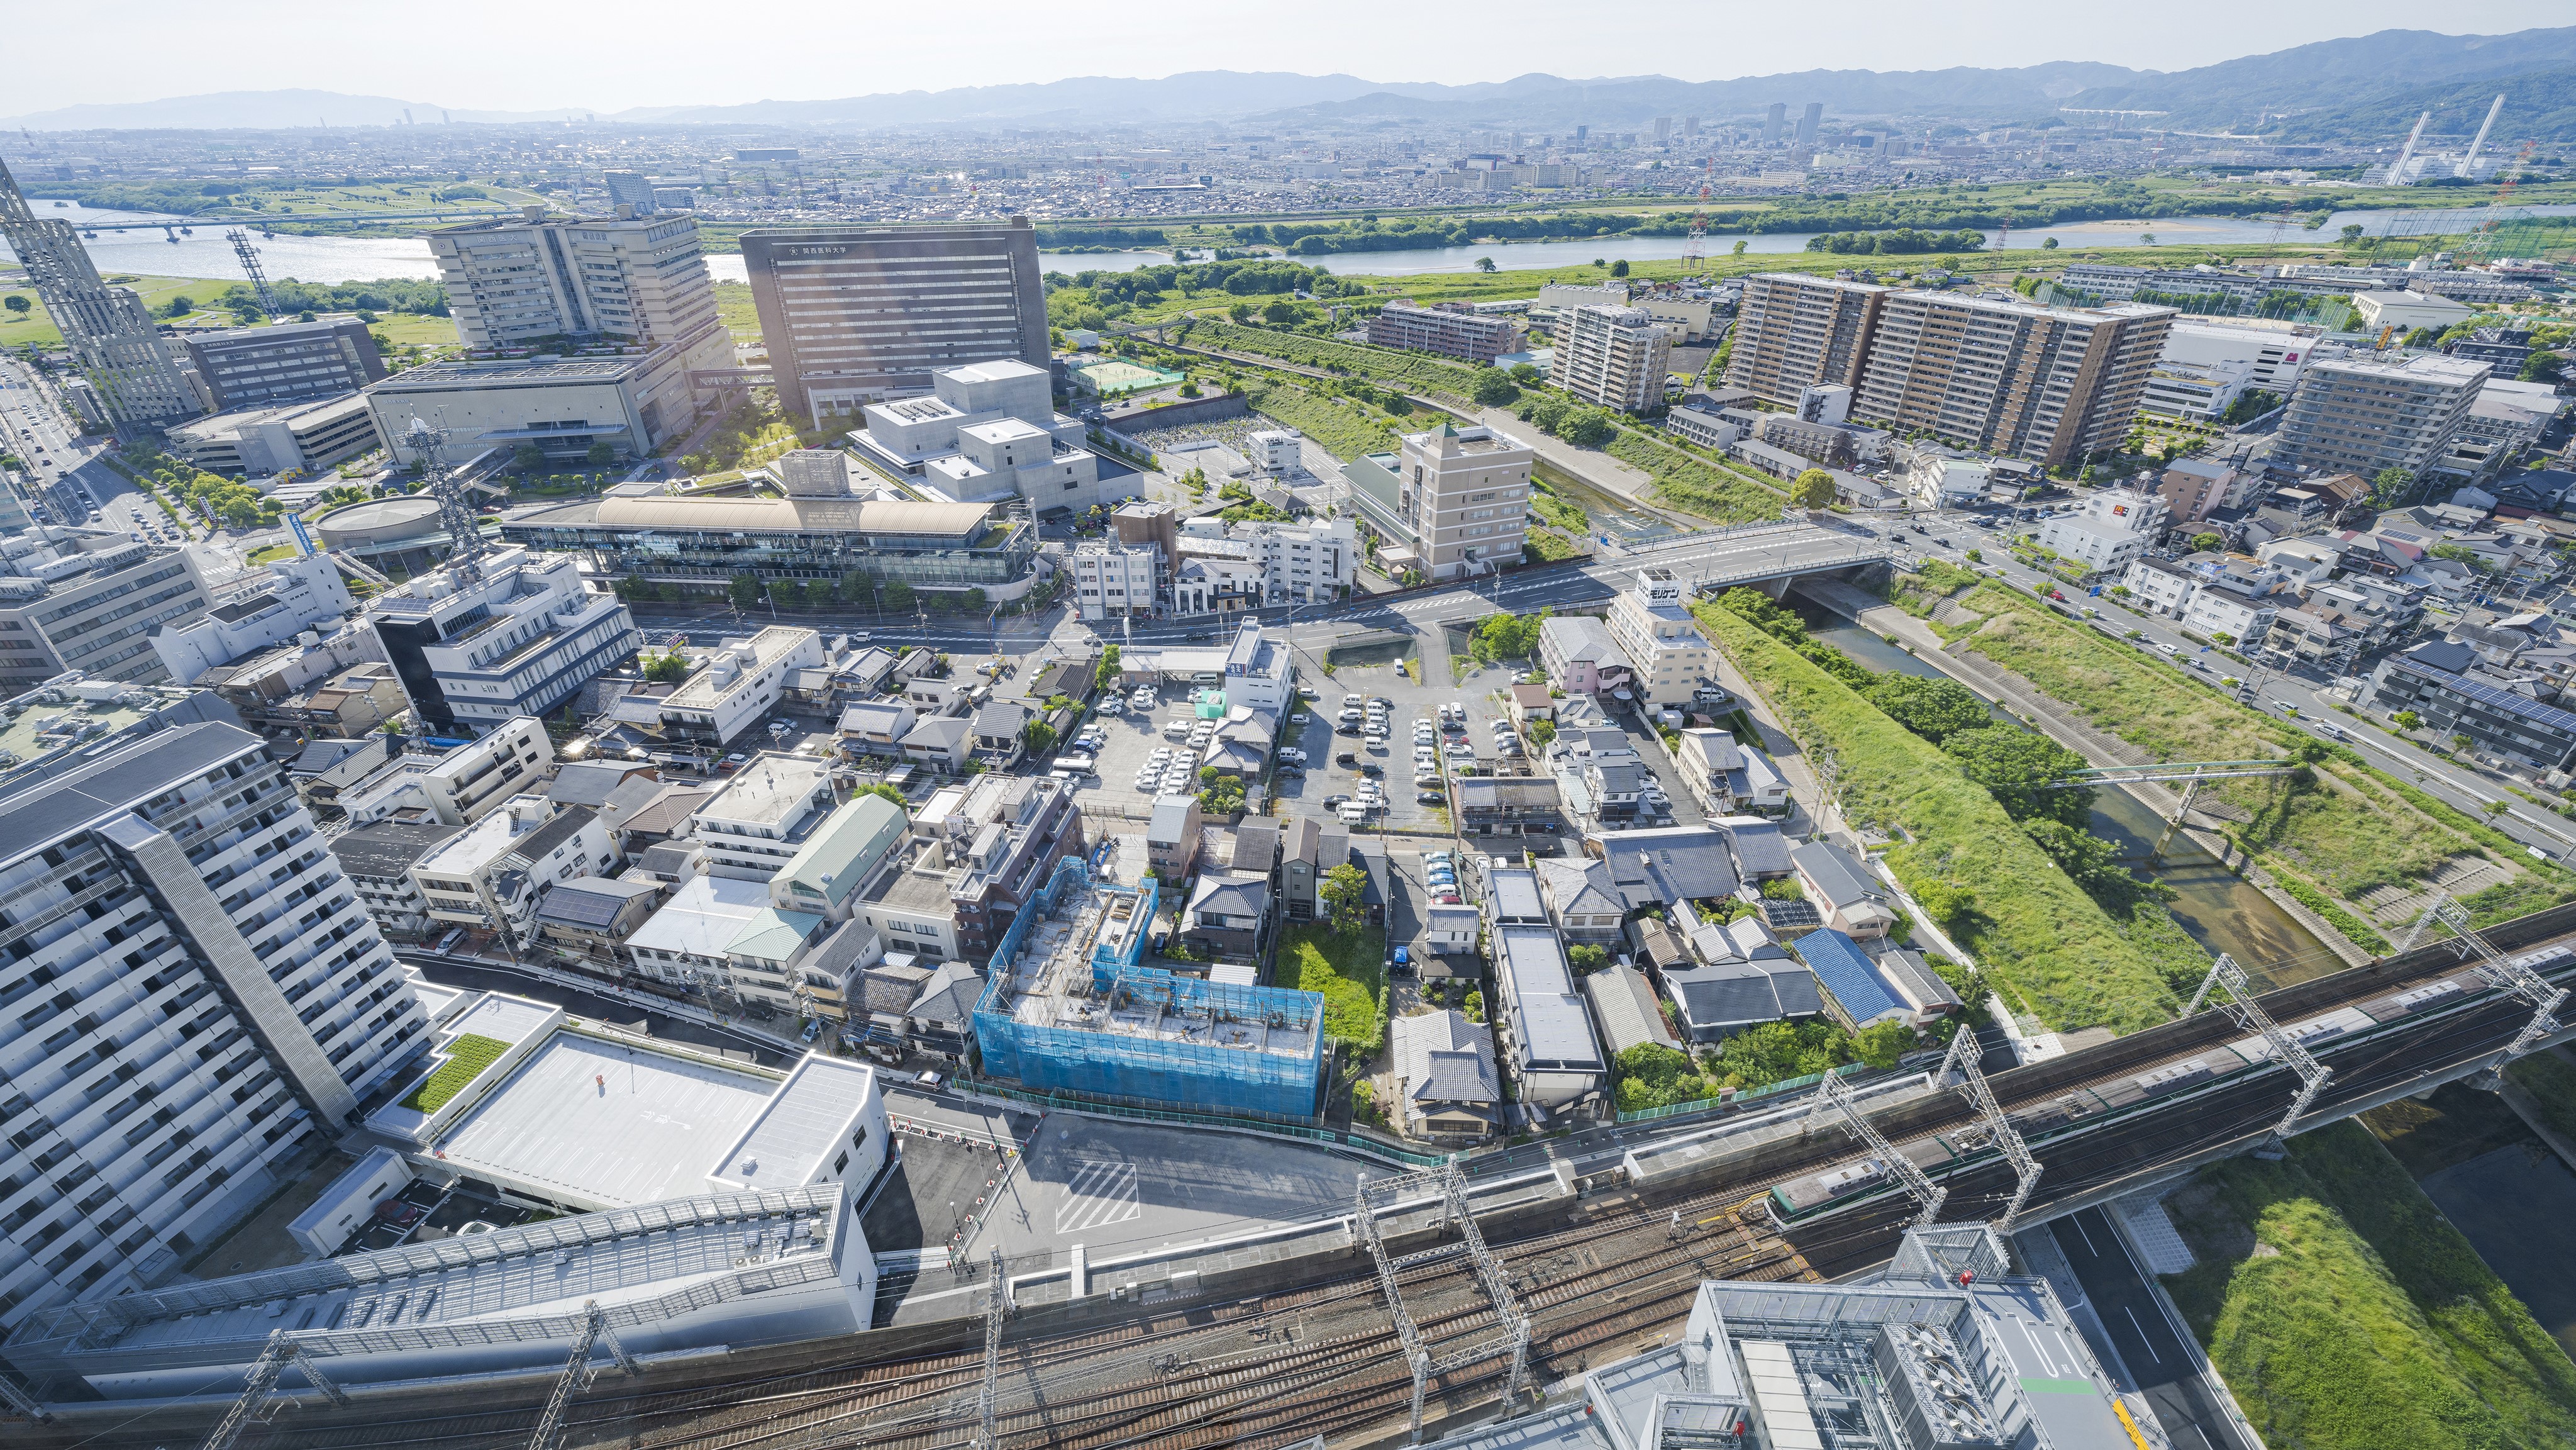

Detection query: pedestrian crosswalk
(1055, 1158), (1141, 1235)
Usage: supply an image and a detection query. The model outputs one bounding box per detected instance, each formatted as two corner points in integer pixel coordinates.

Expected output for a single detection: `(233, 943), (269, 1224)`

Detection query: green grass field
(1278, 923), (1387, 1052)
(713, 280), (762, 343)
(2163, 1121), (2576, 1450)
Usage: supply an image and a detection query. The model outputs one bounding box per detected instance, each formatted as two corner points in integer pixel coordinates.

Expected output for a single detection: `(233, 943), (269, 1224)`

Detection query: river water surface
(1789, 601), (2333, 983)
(17, 196), (2572, 286)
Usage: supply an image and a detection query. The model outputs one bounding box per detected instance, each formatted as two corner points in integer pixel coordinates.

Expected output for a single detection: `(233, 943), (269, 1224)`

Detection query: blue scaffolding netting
(974, 857), (1326, 1119)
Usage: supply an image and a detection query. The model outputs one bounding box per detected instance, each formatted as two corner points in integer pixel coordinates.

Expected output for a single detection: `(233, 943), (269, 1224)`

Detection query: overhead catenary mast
(399, 416), (492, 589)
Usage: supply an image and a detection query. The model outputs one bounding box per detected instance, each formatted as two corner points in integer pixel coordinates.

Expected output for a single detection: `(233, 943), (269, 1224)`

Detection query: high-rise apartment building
(1852, 293), (2175, 467)
(740, 219), (1050, 425)
(0, 158), (196, 424)
(1724, 274), (1889, 408)
(1763, 104), (1786, 143)
(1558, 305), (1673, 414)
(181, 318), (386, 411)
(1796, 103), (1824, 145)
(2273, 354), (2488, 487)
(427, 209), (725, 358)
(0, 719), (426, 1334)
(602, 171), (657, 216)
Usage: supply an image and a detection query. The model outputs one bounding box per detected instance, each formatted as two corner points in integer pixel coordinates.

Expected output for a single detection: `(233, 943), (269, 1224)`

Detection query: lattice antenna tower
(199, 1330), (350, 1450)
(2401, 893), (2567, 1063)
(399, 416), (490, 589)
(1939, 1029), (2041, 1234)
(2185, 953), (2330, 1141)
(1680, 159), (1713, 272)
(1802, 1068), (1946, 1226)
(226, 229), (280, 315)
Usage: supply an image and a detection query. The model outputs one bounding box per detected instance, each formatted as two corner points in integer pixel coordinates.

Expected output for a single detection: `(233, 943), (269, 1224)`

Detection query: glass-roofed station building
(500, 496), (1041, 604)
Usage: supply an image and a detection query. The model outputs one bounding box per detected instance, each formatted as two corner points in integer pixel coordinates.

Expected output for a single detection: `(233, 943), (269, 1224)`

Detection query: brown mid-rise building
(1852, 293), (2175, 468)
(1724, 273), (1889, 408)
(1365, 300), (1525, 365)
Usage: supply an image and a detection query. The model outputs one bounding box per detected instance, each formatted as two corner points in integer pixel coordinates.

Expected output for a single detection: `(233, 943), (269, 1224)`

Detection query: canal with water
(16, 196), (2574, 287)
(1786, 599), (2336, 984)
(2365, 1081), (2576, 1363)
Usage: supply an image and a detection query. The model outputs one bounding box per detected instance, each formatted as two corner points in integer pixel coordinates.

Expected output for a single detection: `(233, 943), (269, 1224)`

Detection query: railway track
(35, 915), (2576, 1450)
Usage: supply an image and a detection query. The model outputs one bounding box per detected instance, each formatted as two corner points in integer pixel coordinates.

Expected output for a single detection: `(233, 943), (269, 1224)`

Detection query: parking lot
(1074, 683), (1202, 813)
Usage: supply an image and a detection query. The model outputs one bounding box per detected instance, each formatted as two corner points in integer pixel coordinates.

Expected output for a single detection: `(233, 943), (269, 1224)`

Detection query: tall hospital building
(0, 718), (426, 1334)
(741, 219), (1052, 426)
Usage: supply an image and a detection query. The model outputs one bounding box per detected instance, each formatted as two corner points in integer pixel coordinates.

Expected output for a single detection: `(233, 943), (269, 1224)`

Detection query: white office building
(1069, 541), (1160, 622)
(2162, 320), (2317, 393)
(602, 626), (821, 747)
(1173, 514), (1355, 615)
(428, 209), (726, 362)
(2138, 357), (2254, 424)
(691, 754), (839, 881)
(1343, 421), (1535, 582)
(0, 722), (428, 1336)
(364, 547), (641, 737)
(2036, 489), (2171, 576)
(148, 553), (359, 687)
(0, 534), (223, 691)
(1604, 567), (1716, 707)
(848, 359), (1104, 514)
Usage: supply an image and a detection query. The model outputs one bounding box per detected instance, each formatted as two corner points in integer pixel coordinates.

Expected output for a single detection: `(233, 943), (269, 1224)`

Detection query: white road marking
(1055, 1159), (1141, 1235)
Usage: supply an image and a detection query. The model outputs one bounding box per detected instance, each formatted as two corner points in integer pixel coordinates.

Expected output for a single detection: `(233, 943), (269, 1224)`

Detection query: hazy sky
(11, 0), (2572, 115)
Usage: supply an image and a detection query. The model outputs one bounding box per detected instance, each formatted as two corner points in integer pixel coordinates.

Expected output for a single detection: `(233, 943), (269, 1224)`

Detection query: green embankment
(1184, 321), (1482, 403)
(1241, 381), (1405, 461)
(399, 1034), (509, 1113)
(1948, 584), (2575, 923)
(1603, 428), (1785, 525)
(1694, 600), (2194, 1032)
(2162, 1121), (2576, 1450)
(2507, 1048), (2576, 1144)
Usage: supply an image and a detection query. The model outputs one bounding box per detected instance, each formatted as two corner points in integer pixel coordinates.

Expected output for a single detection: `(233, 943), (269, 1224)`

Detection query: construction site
(972, 858), (1328, 1120)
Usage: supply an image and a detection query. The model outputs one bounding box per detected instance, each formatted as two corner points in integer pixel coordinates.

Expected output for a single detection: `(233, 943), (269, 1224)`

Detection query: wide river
(11, 195), (2572, 287)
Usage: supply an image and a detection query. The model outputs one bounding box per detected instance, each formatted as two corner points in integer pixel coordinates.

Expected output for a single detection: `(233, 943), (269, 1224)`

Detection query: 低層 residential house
(899, 715), (972, 772)
(1789, 840), (1899, 941)
(1184, 871), (1273, 963)
(1537, 857), (1626, 945)
(1390, 1009), (1501, 1143)
(969, 700), (1036, 770)
(1582, 963), (1680, 1056)
(1147, 794), (1205, 882)
(837, 699), (917, 759)
(1538, 616), (1635, 697)
(1796, 927), (1960, 1029)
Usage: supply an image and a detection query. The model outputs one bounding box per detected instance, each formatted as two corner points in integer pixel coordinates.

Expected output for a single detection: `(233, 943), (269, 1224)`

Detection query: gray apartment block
(741, 218), (1049, 423)
(0, 539), (218, 691)
(0, 722), (426, 1335)
(1724, 274), (1888, 409)
(2273, 353), (2488, 486)
(182, 318), (386, 411)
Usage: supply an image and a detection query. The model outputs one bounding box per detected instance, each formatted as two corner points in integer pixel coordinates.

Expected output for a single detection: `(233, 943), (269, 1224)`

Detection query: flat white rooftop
(628, 873), (774, 959)
(708, 1056), (879, 1193)
(436, 1030), (777, 1209)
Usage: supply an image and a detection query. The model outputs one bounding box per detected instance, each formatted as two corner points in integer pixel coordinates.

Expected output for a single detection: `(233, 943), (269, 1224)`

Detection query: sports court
(1074, 359), (1186, 396)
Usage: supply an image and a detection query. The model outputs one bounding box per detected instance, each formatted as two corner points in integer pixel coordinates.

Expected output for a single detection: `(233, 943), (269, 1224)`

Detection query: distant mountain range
(6, 28), (2575, 140)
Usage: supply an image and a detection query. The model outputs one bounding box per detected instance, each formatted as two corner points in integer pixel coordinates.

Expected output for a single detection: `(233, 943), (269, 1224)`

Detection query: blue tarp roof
(1794, 928), (1906, 1025)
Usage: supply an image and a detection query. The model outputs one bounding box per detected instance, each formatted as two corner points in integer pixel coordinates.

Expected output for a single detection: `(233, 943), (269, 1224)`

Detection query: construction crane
(226, 229), (279, 316)
(198, 1330), (350, 1450)
(527, 1302), (642, 1450)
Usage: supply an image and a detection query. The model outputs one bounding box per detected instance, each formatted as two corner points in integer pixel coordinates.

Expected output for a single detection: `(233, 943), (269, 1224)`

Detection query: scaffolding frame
(2186, 952), (2330, 1142)
(526, 1301), (641, 1450)
(1938, 1030), (2041, 1235)
(1802, 1067), (1946, 1227)
(198, 1330), (350, 1450)
(2403, 893), (2568, 1066)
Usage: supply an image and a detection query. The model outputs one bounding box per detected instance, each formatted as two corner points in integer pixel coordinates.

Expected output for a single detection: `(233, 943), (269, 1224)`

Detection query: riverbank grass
(1694, 598), (2194, 1032)
(2162, 1120), (2576, 1450)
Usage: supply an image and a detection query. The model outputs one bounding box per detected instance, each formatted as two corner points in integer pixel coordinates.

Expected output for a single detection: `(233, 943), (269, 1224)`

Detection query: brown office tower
(741, 218), (1050, 425)
(1724, 273), (1888, 408)
(1853, 292), (2175, 467)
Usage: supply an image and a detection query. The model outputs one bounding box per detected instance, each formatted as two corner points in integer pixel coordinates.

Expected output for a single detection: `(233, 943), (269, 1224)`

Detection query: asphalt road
(1862, 505), (2576, 863)
(2051, 1207), (2258, 1450)
(0, 355), (203, 545)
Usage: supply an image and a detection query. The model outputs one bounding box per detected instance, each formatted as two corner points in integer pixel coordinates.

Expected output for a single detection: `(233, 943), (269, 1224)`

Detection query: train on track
(1770, 947), (2568, 1223)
